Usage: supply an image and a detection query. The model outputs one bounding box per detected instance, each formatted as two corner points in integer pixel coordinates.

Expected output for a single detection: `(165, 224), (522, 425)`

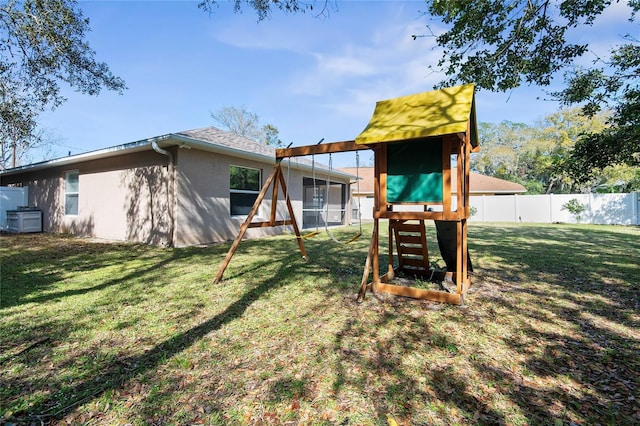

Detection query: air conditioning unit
(6, 208), (42, 233)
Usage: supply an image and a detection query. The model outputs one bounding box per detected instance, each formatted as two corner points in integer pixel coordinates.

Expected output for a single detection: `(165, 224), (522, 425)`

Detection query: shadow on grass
(2, 223), (638, 424)
(0, 234), (231, 309)
(8, 246), (307, 423)
(468, 225), (637, 424)
(323, 223), (639, 424)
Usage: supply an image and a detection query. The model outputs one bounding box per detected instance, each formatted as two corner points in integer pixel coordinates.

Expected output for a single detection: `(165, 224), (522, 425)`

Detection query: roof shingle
(176, 127), (275, 158)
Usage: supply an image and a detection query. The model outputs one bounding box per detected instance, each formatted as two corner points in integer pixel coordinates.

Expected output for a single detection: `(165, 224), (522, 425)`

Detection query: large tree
(201, 1), (638, 182)
(0, 0), (126, 169)
(474, 108), (612, 193)
(421, 0), (639, 183)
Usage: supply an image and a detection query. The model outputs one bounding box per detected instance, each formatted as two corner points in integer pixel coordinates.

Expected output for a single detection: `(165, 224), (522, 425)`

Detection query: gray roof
(176, 127), (275, 158)
(0, 126), (354, 180)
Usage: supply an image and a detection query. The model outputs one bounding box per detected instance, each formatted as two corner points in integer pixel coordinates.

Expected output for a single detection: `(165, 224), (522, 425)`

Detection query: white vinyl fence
(0, 186), (29, 230)
(469, 193), (639, 225)
(354, 192), (639, 225)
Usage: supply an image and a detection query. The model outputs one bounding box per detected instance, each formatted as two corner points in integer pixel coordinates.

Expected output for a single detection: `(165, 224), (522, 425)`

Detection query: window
(65, 171), (79, 215)
(229, 166), (261, 216)
(301, 177), (346, 229)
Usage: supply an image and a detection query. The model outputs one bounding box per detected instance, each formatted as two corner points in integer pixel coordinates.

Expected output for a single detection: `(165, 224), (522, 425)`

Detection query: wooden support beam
(270, 166), (280, 225)
(214, 164), (281, 283)
(276, 140), (371, 159)
(461, 218), (469, 292)
(464, 130), (471, 218)
(373, 146), (381, 214)
(248, 220), (293, 228)
(278, 167), (308, 259)
(375, 282), (462, 305)
(442, 136), (452, 214)
(456, 140), (464, 216)
(372, 218), (380, 293)
(214, 164), (308, 283)
(456, 220), (463, 295)
(357, 223), (378, 302)
(374, 210), (463, 221)
(379, 144), (388, 216)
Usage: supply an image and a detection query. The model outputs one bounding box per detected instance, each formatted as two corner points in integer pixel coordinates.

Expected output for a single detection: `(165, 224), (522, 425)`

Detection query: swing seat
(344, 232), (362, 244)
(300, 231), (320, 239)
(326, 228), (362, 245)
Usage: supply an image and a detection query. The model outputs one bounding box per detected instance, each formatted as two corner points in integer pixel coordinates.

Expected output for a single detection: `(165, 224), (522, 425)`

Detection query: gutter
(0, 132), (356, 182)
(150, 138), (176, 247)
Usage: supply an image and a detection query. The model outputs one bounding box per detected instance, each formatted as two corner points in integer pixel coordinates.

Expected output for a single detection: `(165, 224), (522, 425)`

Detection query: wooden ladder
(391, 219), (429, 276)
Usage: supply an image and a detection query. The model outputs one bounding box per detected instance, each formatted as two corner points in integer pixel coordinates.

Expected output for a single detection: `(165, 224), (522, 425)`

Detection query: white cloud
(286, 14), (447, 116)
(565, 3), (636, 67)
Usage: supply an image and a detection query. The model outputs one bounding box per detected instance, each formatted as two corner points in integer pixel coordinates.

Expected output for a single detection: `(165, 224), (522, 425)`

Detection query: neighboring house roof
(464, 173), (526, 194)
(339, 167), (526, 195)
(0, 126), (353, 179)
(340, 167), (376, 194)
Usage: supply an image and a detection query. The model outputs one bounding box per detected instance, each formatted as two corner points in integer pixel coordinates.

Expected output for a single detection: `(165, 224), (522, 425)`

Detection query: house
(0, 127), (354, 247)
(340, 166), (526, 220)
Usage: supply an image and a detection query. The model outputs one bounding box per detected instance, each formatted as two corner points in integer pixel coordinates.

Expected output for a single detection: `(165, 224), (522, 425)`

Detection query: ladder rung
(393, 223), (424, 232)
(396, 235), (423, 245)
(399, 246), (425, 256)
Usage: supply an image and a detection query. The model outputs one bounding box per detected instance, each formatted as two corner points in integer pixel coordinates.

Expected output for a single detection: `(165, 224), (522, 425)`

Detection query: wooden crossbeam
(276, 140), (371, 159)
(248, 220), (293, 228)
(375, 282), (461, 304)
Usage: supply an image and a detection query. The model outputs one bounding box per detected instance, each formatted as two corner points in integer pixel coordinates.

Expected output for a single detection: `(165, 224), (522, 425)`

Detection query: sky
(37, 0), (637, 167)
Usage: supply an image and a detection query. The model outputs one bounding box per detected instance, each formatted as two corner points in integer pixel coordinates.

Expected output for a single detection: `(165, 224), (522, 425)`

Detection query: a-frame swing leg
(357, 218), (379, 302)
(213, 163), (306, 283)
(277, 165), (307, 258)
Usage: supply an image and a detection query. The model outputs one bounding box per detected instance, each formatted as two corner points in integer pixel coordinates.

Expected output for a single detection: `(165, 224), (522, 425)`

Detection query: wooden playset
(214, 83), (479, 305)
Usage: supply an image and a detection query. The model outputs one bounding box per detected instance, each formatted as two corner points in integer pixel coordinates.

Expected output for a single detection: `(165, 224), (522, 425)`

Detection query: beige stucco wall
(0, 150), (173, 245)
(173, 148), (353, 247)
(174, 148), (309, 246)
(1, 144), (353, 247)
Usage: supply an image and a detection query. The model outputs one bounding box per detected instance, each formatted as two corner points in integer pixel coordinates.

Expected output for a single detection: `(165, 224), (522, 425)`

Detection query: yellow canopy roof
(355, 83), (478, 147)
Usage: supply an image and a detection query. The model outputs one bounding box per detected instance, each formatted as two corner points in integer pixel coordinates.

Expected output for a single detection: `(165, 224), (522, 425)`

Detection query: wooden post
(455, 220), (463, 295)
(277, 166), (307, 259)
(464, 129), (471, 218)
(270, 164), (280, 225)
(442, 136), (452, 214)
(214, 165), (281, 283)
(372, 218), (380, 292)
(461, 218), (469, 293)
(357, 223), (378, 301)
(378, 145), (388, 216)
(388, 220), (396, 279)
(456, 140), (464, 216)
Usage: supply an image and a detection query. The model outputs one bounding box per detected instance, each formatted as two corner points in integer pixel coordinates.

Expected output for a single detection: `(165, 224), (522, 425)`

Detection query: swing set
(214, 83), (479, 305)
(288, 145), (363, 242)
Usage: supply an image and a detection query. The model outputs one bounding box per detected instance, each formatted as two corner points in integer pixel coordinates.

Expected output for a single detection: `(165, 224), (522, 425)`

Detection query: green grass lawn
(1, 222), (639, 425)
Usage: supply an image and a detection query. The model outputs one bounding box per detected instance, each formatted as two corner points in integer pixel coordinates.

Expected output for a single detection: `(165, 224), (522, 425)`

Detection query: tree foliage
(202, 1), (638, 183)
(198, 0), (333, 21)
(211, 105), (283, 146)
(474, 108), (613, 193)
(423, 0), (639, 182)
(0, 0), (126, 169)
